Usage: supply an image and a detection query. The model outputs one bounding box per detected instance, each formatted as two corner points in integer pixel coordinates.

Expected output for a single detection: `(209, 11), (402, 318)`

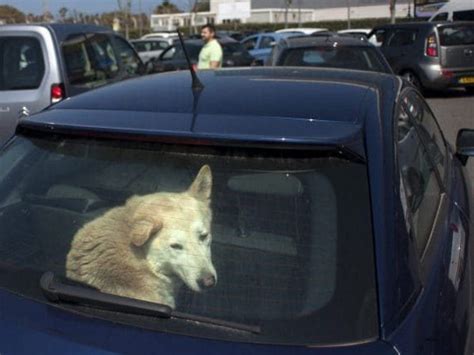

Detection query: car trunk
(438, 24), (474, 68)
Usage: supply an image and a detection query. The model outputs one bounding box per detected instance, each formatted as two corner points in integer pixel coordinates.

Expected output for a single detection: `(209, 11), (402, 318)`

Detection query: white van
(429, 0), (474, 22)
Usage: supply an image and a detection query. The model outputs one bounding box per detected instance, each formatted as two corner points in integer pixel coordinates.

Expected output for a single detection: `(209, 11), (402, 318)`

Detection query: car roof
(280, 35), (374, 48)
(18, 68), (400, 156)
(373, 21), (474, 31)
(0, 23), (113, 43)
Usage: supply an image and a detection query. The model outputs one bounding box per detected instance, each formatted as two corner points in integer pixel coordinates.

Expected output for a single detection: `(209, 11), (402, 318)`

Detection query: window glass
(387, 29), (417, 47)
(0, 37), (45, 91)
(397, 99), (442, 254)
(112, 35), (143, 75)
(432, 12), (448, 21)
(242, 37), (257, 51)
(368, 29), (386, 46)
(62, 33), (119, 88)
(453, 10), (474, 21)
(157, 41), (170, 50)
(404, 91), (446, 180)
(260, 36), (275, 49)
(278, 46), (390, 73)
(132, 42), (147, 52)
(439, 24), (474, 46)
(0, 135), (378, 345)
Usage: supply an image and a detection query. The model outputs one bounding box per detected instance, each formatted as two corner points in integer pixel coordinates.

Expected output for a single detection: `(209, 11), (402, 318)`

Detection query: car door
(394, 89), (470, 354)
(253, 35), (275, 61)
(381, 29), (418, 73)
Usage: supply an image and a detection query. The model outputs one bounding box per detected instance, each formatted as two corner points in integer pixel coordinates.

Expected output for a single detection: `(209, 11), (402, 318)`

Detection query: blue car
(0, 68), (473, 354)
(241, 32), (297, 62)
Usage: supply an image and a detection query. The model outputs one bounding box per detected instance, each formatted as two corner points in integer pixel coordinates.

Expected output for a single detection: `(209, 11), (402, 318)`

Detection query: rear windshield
(278, 45), (390, 73)
(439, 25), (474, 46)
(0, 36), (45, 91)
(0, 135), (377, 345)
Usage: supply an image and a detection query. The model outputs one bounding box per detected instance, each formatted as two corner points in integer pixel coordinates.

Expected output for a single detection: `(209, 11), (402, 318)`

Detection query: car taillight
(426, 34), (438, 57)
(51, 84), (65, 104)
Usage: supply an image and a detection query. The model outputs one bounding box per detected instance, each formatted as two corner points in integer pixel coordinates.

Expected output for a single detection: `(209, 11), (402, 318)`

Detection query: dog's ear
(130, 219), (163, 247)
(188, 165), (212, 202)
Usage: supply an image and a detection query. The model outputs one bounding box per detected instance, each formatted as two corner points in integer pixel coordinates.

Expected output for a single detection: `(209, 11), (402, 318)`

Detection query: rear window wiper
(40, 271), (172, 318)
(40, 272), (261, 334)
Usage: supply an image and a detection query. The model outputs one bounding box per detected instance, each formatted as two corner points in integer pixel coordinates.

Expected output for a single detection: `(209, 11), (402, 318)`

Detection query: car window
(278, 46), (390, 73)
(397, 96), (443, 255)
(242, 36), (258, 51)
(439, 24), (474, 46)
(62, 33), (119, 89)
(0, 135), (378, 345)
(453, 10), (474, 21)
(404, 91), (446, 181)
(112, 35), (143, 75)
(387, 29), (417, 47)
(157, 41), (170, 50)
(173, 44), (202, 61)
(432, 12), (448, 21)
(260, 36), (275, 49)
(368, 29), (387, 46)
(161, 45), (176, 60)
(132, 42), (147, 52)
(0, 36), (45, 91)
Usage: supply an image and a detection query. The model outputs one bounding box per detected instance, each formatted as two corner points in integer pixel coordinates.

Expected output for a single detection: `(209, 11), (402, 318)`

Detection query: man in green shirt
(198, 24), (223, 70)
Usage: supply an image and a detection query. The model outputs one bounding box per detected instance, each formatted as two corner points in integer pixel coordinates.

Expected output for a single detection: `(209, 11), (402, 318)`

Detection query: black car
(151, 38), (255, 73)
(369, 22), (474, 91)
(269, 35), (393, 74)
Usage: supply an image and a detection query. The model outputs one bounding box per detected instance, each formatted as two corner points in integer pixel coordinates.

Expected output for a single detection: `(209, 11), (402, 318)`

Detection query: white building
(150, 0), (412, 31)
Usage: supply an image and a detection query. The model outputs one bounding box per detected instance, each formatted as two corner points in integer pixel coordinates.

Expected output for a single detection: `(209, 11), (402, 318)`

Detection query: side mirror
(456, 129), (474, 165)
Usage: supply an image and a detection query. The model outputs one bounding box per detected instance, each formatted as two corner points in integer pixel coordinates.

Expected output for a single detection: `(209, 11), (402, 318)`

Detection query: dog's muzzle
(197, 274), (216, 289)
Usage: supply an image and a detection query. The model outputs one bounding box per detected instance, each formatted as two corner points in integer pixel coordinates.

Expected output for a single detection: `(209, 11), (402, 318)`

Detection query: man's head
(201, 24), (216, 43)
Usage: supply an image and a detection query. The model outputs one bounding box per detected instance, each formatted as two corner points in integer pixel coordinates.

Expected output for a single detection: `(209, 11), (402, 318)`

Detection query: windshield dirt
(0, 135), (377, 345)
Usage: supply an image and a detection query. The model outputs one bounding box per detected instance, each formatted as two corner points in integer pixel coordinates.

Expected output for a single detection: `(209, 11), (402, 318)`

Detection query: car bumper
(420, 64), (474, 90)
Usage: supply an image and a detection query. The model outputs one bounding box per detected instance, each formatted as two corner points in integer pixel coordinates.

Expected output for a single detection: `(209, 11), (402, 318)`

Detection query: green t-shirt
(198, 39), (223, 70)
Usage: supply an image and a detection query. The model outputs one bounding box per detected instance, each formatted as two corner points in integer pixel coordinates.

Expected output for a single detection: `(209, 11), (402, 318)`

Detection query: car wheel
(402, 71), (422, 90)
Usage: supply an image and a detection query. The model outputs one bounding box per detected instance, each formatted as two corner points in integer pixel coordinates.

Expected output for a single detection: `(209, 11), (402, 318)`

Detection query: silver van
(0, 24), (144, 144)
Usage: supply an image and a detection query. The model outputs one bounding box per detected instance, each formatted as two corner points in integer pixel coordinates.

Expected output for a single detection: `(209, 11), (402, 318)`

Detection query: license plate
(459, 77), (474, 84)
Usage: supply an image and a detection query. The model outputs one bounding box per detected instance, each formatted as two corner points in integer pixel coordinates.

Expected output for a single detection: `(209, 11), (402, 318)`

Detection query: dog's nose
(198, 274), (216, 289)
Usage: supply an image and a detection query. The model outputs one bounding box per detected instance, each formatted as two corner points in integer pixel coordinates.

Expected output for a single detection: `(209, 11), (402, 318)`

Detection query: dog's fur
(66, 165), (216, 309)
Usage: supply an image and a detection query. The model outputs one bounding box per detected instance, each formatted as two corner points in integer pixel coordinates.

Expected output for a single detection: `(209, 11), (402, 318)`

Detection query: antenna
(177, 30), (204, 91)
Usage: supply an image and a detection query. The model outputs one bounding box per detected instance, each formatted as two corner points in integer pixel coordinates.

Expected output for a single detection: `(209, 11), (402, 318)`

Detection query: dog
(66, 165), (217, 309)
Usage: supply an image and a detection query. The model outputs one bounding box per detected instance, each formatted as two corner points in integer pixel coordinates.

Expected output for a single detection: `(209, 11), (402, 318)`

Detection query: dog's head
(130, 165), (217, 293)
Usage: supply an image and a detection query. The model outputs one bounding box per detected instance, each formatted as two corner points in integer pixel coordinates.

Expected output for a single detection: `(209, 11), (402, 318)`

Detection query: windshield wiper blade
(40, 272), (172, 318)
(40, 272), (261, 334)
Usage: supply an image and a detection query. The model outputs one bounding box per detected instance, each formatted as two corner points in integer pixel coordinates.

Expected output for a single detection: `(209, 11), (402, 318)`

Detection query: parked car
(141, 31), (178, 40)
(430, 0), (474, 22)
(275, 27), (328, 35)
(269, 35), (393, 74)
(338, 29), (372, 37)
(0, 24), (145, 145)
(369, 22), (474, 92)
(151, 38), (255, 73)
(0, 67), (472, 354)
(131, 38), (175, 70)
(241, 32), (298, 62)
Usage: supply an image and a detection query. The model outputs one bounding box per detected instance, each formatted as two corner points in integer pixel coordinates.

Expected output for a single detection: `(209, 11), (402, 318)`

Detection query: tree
(389, 0), (397, 24)
(59, 7), (68, 22)
(192, 0), (209, 12)
(284, 0), (293, 29)
(117, 0), (132, 39)
(154, 0), (182, 14)
(0, 5), (26, 24)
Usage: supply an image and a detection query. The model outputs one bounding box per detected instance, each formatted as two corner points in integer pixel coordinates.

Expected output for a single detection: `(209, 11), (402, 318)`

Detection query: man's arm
(209, 44), (223, 69)
(209, 61), (220, 69)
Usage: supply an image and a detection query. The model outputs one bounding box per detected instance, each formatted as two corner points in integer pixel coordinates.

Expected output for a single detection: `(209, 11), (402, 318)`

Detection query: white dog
(66, 165), (217, 309)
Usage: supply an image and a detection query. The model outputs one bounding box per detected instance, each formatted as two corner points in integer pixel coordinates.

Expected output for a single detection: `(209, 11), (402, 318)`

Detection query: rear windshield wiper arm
(40, 272), (261, 334)
(40, 271), (172, 318)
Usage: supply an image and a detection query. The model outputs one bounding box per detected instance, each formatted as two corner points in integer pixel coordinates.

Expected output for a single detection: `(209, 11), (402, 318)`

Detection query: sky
(3, 0), (190, 15)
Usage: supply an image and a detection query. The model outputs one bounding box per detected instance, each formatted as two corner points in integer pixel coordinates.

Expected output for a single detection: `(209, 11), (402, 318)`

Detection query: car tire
(401, 71), (422, 91)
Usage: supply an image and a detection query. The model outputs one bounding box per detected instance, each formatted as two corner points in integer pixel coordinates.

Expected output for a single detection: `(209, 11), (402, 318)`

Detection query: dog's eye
(170, 243), (184, 250)
(199, 233), (209, 242)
